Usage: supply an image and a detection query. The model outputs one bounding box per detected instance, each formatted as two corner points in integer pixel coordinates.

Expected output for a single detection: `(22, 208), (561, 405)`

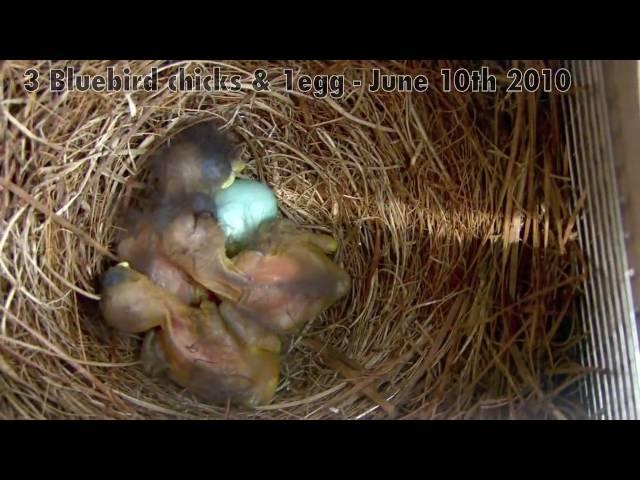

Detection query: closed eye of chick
(150, 120), (245, 204)
(117, 205), (208, 306)
(159, 207), (250, 302)
(99, 262), (180, 333)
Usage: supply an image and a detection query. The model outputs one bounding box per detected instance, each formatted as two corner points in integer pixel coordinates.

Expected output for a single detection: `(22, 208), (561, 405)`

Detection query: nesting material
(0, 60), (588, 419)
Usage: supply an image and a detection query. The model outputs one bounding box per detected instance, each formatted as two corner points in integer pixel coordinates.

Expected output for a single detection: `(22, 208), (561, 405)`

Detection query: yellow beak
(232, 159), (246, 174)
(221, 172), (236, 190)
(221, 161), (246, 189)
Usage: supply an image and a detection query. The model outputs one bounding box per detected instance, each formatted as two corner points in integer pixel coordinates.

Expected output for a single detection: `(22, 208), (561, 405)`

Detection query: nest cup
(0, 61), (587, 419)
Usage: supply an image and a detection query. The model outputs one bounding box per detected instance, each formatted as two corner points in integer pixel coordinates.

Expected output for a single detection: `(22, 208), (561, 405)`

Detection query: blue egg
(214, 179), (279, 251)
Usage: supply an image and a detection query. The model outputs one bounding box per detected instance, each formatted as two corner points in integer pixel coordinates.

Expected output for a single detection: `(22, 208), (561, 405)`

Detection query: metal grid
(561, 60), (640, 419)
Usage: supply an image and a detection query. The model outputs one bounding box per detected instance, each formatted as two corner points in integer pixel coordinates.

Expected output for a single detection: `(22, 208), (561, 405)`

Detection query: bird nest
(0, 60), (588, 419)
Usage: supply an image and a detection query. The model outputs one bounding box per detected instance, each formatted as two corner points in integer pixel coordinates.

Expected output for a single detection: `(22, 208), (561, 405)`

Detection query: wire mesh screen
(562, 60), (640, 419)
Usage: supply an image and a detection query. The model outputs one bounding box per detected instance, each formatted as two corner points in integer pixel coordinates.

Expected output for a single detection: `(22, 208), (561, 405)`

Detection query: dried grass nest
(0, 60), (588, 419)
